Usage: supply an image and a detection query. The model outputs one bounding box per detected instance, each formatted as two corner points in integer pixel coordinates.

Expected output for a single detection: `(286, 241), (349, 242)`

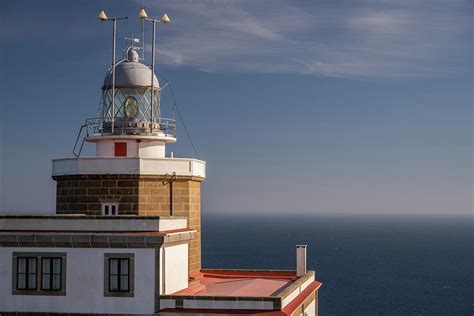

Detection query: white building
(0, 8), (321, 315)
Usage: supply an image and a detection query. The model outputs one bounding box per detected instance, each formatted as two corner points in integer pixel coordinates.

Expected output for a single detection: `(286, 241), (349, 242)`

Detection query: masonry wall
(53, 174), (203, 274)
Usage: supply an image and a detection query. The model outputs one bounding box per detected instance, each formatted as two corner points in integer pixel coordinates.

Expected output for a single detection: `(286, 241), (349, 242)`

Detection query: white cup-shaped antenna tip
(97, 10), (108, 21)
(161, 13), (171, 23)
(138, 8), (148, 19)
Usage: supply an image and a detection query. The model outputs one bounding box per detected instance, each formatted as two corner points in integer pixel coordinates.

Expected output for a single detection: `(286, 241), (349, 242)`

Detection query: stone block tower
(52, 37), (205, 274)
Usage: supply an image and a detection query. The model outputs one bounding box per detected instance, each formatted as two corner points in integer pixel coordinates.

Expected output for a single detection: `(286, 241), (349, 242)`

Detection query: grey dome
(103, 61), (159, 89)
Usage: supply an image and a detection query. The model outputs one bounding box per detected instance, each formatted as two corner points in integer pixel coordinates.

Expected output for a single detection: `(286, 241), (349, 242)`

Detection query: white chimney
(296, 245), (307, 277)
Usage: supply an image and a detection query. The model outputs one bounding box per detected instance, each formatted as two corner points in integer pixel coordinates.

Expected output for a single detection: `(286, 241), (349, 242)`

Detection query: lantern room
(83, 44), (176, 159)
(86, 45), (176, 140)
(98, 47), (171, 136)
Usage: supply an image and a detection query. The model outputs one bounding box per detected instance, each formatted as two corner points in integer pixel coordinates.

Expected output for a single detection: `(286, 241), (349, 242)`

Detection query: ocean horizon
(202, 212), (473, 315)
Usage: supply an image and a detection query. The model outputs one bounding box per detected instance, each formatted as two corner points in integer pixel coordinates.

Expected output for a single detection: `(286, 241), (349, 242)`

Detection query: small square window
(102, 202), (119, 216)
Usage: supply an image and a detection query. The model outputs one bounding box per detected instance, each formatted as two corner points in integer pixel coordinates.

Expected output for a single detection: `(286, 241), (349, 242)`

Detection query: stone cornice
(0, 230), (195, 248)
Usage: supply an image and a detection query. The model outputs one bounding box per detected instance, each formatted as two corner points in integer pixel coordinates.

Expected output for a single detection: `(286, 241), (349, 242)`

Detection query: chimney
(296, 245), (307, 277)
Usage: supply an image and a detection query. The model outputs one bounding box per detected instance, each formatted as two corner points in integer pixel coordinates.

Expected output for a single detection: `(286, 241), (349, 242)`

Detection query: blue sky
(0, 0), (472, 215)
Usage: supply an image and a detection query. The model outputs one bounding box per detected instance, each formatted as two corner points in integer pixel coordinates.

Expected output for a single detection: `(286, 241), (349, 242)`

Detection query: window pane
(28, 258), (37, 273)
(42, 274), (50, 290)
(28, 274), (36, 289)
(120, 259), (129, 275)
(111, 205), (116, 215)
(52, 258), (61, 274)
(105, 205), (109, 215)
(52, 275), (61, 290)
(42, 258), (51, 274)
(110, 259), (118, 275)
(109, 275), (118, 291)
(17, 274), (26, 289)
(18, 258), (26, 273)
(120, 275), (129, 291)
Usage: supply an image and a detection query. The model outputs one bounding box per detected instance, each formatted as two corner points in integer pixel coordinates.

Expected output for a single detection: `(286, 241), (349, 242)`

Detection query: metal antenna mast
(139, 8), (171, 133)
(98, 11), (128, 134)
(140, 7), (146, 61)
(150, 19), (156, 132)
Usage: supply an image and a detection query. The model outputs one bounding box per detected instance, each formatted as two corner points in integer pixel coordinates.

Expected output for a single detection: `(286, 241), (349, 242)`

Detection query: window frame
(108, 258), (130, 292)
(12, 252), (67, 296)
(102, 202), (119, 216)
(41, 257), (63, 291)
(104, 253), (135, 297)
(16, 256), (37, 290)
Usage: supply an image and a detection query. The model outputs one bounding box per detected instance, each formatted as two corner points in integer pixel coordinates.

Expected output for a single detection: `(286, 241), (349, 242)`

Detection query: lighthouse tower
(52, 16), (205, 274)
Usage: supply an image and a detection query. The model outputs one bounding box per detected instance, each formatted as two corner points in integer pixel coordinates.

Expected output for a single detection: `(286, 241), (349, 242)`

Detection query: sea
(201, 213), (473, 315)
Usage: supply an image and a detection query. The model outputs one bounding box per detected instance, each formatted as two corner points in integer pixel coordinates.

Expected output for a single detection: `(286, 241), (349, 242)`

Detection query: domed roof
(103, 58), (159, 89)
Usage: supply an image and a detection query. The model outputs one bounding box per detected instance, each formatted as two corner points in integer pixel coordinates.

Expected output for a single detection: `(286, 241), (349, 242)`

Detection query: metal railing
(84, 117), (176, 137)
(73, 117), (176, 157)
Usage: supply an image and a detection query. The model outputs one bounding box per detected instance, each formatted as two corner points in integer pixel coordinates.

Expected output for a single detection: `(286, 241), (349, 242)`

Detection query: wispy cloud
(140, 0), (471, 78)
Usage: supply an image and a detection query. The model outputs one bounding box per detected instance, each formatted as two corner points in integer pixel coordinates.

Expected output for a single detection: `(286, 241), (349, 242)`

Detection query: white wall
(96, 139), (139, 157)
(139, 141), (165, 158)
(0, 247), (156, 314)
(52, 157), (206, 178)
(95, 139), (165, 158)
(304, 299), (316, 316)
(162, 243), (188, 294)
(0, 217), (187, 232)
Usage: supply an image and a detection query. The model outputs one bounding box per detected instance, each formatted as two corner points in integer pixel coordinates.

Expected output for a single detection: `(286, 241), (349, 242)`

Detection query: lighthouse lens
(123, 96), (139, 119)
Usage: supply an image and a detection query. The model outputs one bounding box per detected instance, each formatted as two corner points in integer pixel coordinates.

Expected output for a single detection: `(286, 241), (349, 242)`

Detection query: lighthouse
(0, 7), (321, 315)
(53, 10), (205, 275)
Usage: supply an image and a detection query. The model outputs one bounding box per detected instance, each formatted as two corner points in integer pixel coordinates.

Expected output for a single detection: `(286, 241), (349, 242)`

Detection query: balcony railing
(84, 117), (176, 138)
(73, 117), (176, 157)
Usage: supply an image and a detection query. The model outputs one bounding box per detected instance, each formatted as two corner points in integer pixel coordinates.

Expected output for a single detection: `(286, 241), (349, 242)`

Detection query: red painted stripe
(200, 269), (297, 278)
(281, 281), (322, 315)
(159, 308), (284, 315)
